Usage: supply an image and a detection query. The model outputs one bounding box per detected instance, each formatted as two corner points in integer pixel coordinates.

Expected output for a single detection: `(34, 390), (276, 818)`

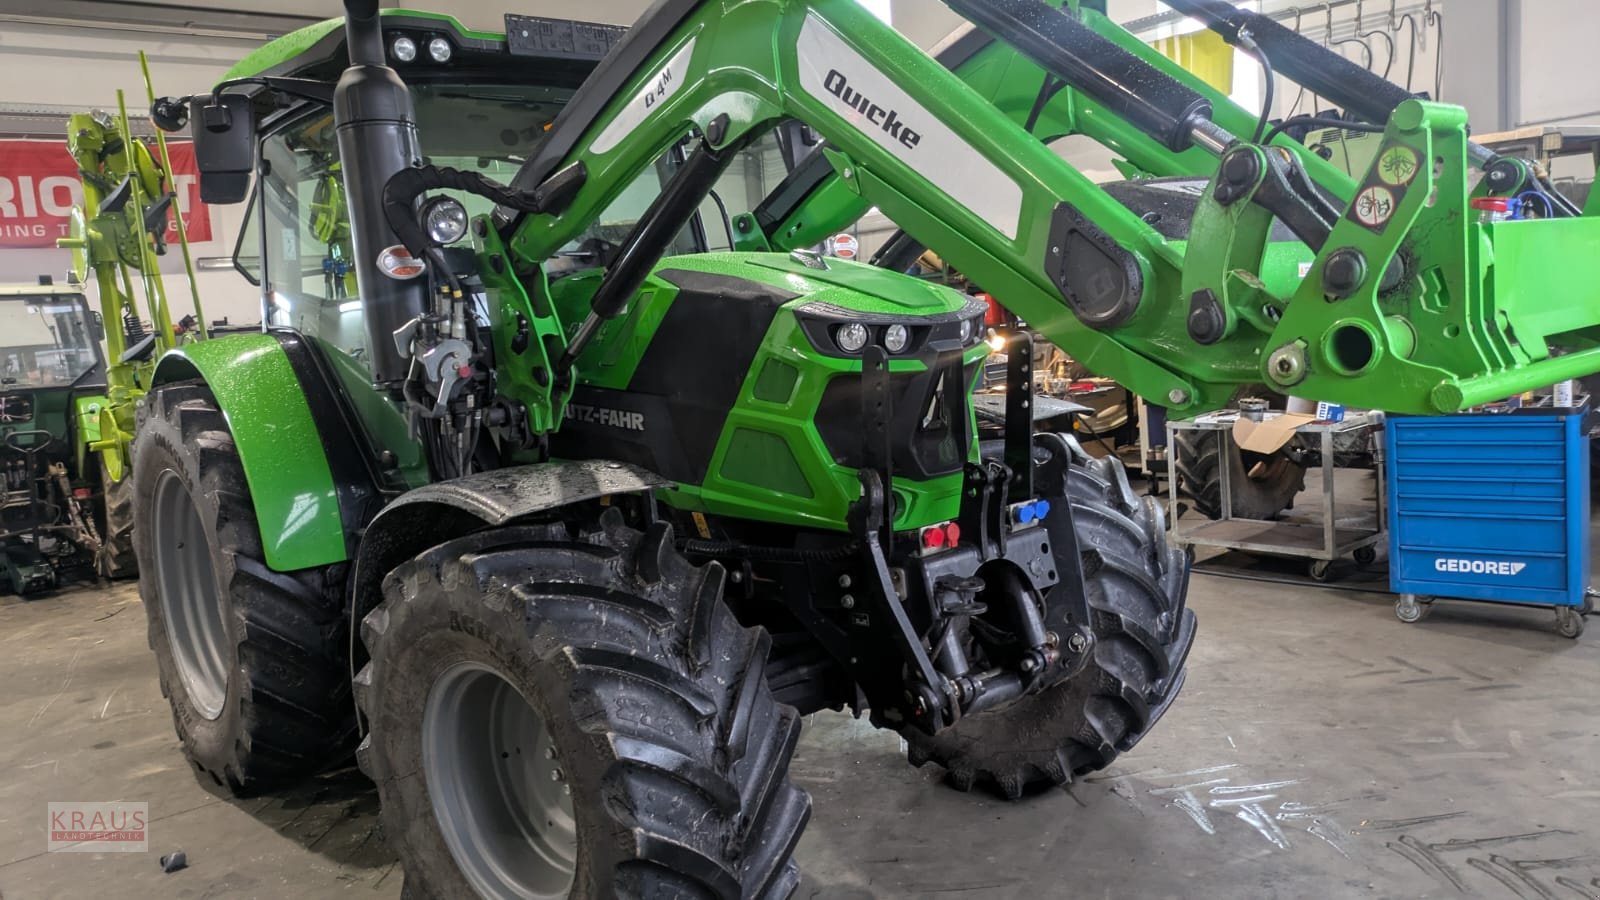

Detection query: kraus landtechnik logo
(48, 801), (148, 852)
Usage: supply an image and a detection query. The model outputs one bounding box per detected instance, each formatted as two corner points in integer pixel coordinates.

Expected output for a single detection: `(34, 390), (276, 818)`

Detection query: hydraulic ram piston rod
(943, 0), (1237, 156)
(1158, 0), (1497, 167)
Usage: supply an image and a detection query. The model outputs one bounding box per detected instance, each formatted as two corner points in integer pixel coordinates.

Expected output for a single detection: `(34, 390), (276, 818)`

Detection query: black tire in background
(97, 460), (136, 578)
(132, 380), (354, 795)
(1173, 428), (1307, 521)
(357, 511), (809, 899)
(901, 450), (1196, 800)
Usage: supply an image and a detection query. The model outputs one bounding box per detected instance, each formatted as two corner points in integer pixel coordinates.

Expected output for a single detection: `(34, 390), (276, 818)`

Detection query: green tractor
(0, 281), (125, 592)
(135, 0), (1600, 894)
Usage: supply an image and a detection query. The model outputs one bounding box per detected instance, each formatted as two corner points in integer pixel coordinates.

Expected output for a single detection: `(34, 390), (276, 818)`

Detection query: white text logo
(1434, 558), (1527, 576)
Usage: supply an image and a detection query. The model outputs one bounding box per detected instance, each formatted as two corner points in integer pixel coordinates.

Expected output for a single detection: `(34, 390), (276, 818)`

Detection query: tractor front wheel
(356, 511), (810, 899)
(132, 381), (354, 794)
(902, 451), (1196, 799)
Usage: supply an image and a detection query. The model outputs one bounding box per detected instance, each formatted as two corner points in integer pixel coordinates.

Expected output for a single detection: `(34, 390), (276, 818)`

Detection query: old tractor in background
(122, 0), (1600, 895)
(0, 280), (122, 593)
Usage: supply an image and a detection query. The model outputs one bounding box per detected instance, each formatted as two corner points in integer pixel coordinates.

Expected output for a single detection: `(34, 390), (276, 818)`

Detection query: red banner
(0, 140), (214, 249)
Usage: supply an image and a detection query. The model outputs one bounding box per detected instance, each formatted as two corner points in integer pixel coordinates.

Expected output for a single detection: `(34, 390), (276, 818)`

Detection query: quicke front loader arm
(499, 0), (1600, 421)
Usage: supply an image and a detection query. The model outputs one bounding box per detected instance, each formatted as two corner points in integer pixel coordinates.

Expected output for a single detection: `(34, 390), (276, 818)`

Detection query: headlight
(883, 324), (910, 353)
(422, 196), (469, 246)
(427, 37), (452, 63)
(391, 35), (417, 63)
(958, 317), (973, 343)
(835, 323), (869, 354)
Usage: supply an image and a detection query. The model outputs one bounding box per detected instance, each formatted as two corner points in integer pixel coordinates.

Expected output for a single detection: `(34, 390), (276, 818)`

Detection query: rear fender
(152, 332), (379, 571)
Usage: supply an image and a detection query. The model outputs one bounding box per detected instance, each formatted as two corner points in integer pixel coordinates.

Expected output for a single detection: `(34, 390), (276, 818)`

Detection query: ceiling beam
(0, 0), (322, 41)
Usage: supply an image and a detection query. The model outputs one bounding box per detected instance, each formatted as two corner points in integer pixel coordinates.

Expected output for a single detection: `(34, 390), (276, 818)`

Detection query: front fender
(153, 333), (353, 571)
(350, 460), (669, 616)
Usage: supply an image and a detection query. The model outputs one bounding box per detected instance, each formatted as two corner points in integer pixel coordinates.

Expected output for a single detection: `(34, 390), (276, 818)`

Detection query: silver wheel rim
(151, 469), (229, 720)
(423, 661), (577, 899)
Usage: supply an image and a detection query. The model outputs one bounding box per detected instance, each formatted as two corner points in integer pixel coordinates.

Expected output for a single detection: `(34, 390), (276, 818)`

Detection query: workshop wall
(0, 21), (263, 326)
(9, 0), (1563, 330)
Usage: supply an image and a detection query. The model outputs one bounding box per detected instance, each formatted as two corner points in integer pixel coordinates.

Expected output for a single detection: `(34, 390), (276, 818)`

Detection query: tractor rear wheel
(97, 460), (136, 579)
(901, 451), (1196, 799)
(132, 381), (354, 795)
(356, 511), (809, 899)
(1173, 428), (1306, 521)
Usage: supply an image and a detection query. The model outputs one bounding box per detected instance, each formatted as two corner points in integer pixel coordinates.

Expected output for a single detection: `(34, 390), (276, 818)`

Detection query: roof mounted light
(391, 35), (417, 63)
(427, 36), (452, 63)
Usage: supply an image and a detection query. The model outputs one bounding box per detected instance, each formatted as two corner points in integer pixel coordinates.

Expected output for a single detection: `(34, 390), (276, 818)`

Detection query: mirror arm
(169, 77), (336, 136)
(209, 76), (336, 109)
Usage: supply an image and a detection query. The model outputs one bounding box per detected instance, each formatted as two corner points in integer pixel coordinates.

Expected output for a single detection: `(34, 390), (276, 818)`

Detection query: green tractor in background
(0, 280), (125, 592)
(130, 0), (1600, 894)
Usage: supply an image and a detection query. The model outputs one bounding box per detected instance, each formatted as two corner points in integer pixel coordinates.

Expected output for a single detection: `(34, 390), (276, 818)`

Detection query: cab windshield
(0, 295), (100, 388)
(246, 83), (575, 355)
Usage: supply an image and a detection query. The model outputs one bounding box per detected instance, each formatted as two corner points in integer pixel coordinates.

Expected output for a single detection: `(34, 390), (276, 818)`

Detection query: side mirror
(189, 94), (255, 205)
(150, 96), (190, 133)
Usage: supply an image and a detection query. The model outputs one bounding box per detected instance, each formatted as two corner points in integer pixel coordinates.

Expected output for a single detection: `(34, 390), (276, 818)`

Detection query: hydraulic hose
(680, 539), (860, 563)
(1158, 0), (1496, 167)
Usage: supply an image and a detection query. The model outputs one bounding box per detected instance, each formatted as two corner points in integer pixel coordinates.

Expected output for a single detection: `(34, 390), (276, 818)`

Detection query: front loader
(132, 0), (1600, 896)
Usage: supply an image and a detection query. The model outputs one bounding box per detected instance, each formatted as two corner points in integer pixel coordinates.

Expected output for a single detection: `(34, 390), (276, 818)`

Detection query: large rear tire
(1173, 428), (1306, 521)
(356, 511), (809, 899)
(132, 381), (354, 795)
(901, 451), (1196, 799)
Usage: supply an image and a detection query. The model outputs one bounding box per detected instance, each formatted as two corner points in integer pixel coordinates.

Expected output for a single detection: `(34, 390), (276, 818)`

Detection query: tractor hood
(655, 251), (983, 322)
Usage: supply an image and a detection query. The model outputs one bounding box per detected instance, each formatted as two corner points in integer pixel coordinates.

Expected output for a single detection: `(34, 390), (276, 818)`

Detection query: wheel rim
(151, 469), (229, 720)
(423, 661), (577, 900)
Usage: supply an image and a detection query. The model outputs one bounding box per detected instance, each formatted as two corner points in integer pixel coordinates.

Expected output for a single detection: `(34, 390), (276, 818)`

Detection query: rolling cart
(1168, 411), (1386, 580)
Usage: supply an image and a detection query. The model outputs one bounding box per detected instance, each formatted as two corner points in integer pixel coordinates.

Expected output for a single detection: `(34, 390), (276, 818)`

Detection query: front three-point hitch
(844, 333), (1096, 736)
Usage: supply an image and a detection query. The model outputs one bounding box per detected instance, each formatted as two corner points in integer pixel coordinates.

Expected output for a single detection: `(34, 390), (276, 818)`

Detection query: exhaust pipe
(343, 0), (386, 68)
(336, 0), (428, 387)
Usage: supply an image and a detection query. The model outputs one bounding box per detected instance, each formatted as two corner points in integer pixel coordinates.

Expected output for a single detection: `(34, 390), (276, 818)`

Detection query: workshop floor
(2, 516), (1598, 898)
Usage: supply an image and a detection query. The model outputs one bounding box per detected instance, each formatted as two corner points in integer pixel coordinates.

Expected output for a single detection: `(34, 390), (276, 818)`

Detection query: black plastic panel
(504, 15), (626, 60)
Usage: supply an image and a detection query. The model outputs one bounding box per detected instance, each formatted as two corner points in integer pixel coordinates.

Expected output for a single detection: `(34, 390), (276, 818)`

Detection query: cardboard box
(1232, 412), (1316, 454)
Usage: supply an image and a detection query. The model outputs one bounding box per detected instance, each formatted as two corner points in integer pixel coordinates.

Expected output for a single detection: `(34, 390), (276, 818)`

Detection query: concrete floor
(3, 558), (1599, 898)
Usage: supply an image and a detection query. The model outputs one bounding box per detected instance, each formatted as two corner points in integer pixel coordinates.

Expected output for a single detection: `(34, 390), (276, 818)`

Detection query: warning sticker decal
(1353, 185), (1397, 229)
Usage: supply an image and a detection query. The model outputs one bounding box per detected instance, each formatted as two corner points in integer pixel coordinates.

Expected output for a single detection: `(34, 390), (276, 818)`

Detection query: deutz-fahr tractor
(135, 0), (1600, 895)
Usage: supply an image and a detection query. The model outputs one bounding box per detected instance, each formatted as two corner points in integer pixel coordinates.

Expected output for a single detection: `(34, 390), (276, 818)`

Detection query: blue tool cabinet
(1385, 412), (1591, 637)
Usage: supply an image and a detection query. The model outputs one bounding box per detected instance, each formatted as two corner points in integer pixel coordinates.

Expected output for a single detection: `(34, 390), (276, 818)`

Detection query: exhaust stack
(336, 0), (428, 387)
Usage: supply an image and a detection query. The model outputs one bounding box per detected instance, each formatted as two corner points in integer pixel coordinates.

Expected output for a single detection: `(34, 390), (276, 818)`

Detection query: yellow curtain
(1152, 30), (1234, 93)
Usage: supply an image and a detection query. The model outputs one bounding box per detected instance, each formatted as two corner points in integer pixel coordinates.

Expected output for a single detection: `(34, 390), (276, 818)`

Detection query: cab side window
(258, 112), (367, 360)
